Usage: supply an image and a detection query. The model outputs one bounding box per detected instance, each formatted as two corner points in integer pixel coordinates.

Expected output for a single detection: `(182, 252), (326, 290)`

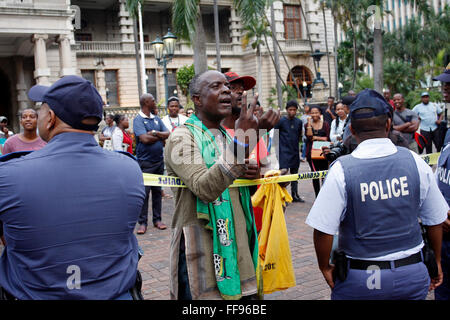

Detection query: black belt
(349, 251), (422, 270)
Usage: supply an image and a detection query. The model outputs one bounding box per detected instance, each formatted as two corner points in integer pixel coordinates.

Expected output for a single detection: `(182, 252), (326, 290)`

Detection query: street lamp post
(338, 82), (343, 100)
(302, 81), (308, 104)
(151, 29), (177, 108)
(311, 49), (327, 87)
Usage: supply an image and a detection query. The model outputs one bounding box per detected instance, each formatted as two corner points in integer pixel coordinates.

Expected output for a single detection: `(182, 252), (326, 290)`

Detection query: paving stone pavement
(0, 160), (434, 300)
(137, 161), (330, 300)
(136, 159), (435, 300)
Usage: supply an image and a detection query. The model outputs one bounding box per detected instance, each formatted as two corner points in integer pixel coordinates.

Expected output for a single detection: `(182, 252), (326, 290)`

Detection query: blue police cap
(433, 63), (450, 83)
(350, 89), (391, 120)
(28, 75), (103, 131)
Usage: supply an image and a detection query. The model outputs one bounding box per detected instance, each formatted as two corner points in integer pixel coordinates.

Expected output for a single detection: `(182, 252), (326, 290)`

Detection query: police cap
(350, 89), (391, 120)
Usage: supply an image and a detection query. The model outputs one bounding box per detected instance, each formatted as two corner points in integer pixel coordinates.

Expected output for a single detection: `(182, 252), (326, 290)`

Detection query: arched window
(286, 66), (313, 100)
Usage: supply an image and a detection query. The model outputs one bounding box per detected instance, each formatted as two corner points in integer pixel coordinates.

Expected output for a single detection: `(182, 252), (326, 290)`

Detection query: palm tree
(321, 2), (332, 96)
(172, 0), (207, 74)
(125, 0), (145, 97)
(241, 18), (270, 95)
(172, 0), (270, 75)
(213, 0), (221, 71)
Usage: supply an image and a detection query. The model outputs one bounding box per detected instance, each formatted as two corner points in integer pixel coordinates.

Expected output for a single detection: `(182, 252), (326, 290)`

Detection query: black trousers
(280, 167), (300, 195)
(421, 128), (441, 154)
(307, 159), (329, 197)
(138, 160), (164, 226)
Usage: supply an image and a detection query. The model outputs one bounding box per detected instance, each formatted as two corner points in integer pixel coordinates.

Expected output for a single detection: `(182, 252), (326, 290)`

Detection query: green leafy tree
(241, 17), (271, 96)
(176, 64), (196, 98)
(172, 0), (270, 75)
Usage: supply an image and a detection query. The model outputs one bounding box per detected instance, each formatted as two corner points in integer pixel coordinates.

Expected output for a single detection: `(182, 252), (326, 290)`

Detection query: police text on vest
(360, 176), (409, 202)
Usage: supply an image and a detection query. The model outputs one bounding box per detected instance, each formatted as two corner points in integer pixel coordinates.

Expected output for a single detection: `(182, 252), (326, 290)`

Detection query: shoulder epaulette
(0, 151), (33, 162)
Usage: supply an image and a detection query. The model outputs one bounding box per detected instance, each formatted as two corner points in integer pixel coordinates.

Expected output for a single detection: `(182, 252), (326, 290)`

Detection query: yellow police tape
(143, 152), (440, 188)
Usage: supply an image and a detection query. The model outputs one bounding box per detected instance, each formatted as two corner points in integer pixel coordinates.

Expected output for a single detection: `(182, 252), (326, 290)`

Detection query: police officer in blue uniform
(306, 89), (448, 300)
(434, 64), (450, 300)
(0, 75), (145, 299)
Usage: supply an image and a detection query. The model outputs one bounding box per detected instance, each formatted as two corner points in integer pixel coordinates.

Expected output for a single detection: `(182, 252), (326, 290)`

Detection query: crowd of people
(0, 63), (449, 301)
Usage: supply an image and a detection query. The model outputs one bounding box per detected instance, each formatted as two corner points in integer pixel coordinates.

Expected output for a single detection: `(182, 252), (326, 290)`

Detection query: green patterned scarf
(185, 114), (259, 300)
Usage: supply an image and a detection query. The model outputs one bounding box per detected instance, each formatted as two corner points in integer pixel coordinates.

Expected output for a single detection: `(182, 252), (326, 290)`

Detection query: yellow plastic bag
(251, 170), (296, 294)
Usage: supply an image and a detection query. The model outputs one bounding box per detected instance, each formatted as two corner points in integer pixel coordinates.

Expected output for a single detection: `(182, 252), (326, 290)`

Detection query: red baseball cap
(224, 71), (256, 91)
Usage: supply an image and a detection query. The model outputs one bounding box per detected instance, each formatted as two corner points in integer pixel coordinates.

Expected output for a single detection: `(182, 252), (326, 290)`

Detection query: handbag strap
(394, 110), (408, 123)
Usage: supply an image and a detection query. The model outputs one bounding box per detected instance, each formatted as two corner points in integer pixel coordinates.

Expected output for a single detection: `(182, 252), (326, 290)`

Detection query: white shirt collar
(351, 138), (397, 159)
(139, 111), (155, 119)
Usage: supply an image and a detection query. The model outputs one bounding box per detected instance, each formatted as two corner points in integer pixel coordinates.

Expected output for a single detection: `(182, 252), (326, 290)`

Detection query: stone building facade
(0, 0), (336, 132)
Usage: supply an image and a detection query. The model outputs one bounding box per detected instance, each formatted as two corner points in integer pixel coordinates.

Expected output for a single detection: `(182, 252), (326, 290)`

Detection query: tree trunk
(133, 18), (142, 98)
(373, 27), (383, 93)
(213, 0), (221, 71)
(348, 17), (357, 89)
(333, 14), (339, 99)
(299, 1), (317, 74)
(138, 2), (147, 94)
(263, 10), (304, 100)
(322, 6), (332, 97)
(194, 6), (208, 75)
(263, 33), (288, 88)
(257, 44), (262, 95)
(270, 4), (283, 108)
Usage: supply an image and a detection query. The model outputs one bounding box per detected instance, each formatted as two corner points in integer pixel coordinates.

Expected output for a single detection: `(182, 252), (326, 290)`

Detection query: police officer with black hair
(0, 76), (145, 299)
(306, 89), (448, 300)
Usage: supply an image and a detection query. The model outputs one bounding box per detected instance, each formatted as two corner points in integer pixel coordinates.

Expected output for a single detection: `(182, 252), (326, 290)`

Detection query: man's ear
(46, 109), (57, 130)
(192, 94), (201, 109)
(349, 123), (355, 136)
(386, 118), (392, 134)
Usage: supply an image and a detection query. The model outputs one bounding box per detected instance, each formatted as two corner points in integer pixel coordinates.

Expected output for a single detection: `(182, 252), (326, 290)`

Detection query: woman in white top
(111, 114), (133, 153)
(329, 102), (348, 143)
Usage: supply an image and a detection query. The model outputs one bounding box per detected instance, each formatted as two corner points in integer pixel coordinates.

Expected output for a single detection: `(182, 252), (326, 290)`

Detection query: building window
(75, 33), (92, 41)
(81, 70), (96, 87)
(286, 66), (313, 100)
(146, 69), (157, 101)
(105, 70), (119, 106)
(167, 70), (178, 98)
(283, 5), (302, 39)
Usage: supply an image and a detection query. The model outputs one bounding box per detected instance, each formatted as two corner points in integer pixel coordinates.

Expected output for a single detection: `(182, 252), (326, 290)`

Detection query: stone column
(57, 34), (75, 77)
(118, 0), (134, 53)
(14, 56), (29, 131)
(95, 58), (107, 104)
(304, 0), (321, 44)
(32, 34), (50, 85)
(229, 7), (242, 54)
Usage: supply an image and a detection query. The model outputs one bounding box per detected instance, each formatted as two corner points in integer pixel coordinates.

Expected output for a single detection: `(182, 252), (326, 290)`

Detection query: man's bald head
(139, 93), (154, 108)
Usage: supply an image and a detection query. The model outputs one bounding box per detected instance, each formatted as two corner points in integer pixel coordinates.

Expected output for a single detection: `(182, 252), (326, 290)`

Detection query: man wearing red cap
(222, 71), (279, 232)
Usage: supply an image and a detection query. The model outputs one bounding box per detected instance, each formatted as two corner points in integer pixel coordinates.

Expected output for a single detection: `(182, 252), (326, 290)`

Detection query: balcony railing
(77, 39), (314, 56)
(76, 41), (235, 56)
(77, 41), (123, 53)
(281, 39), (312, 53)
